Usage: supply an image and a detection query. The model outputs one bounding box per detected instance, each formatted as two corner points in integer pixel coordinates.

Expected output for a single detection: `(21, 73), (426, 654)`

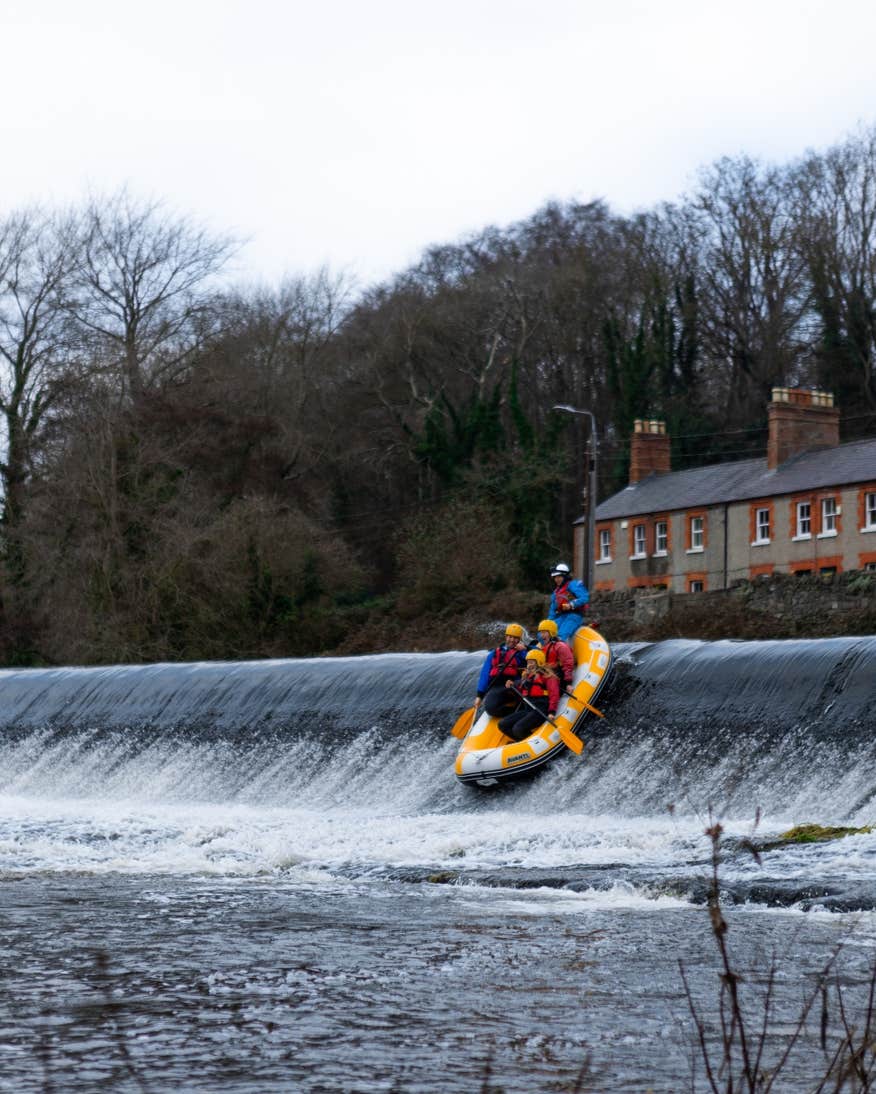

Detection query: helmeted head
(537, 618), (558, 640)
(551, 562), (571, 582)
(525, 648), (546, 668)
(504, 623), (524, 642)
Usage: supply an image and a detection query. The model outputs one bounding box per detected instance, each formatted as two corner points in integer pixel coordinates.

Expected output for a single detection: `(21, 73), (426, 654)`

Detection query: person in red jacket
(536, 618), (575, 691)
(498, 649), (560, 742)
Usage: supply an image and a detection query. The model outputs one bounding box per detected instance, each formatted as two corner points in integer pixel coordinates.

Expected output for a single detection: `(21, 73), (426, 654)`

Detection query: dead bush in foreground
(681, 812), (876, 1092)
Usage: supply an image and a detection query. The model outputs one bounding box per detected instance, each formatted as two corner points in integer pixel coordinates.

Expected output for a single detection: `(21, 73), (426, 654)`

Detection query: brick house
(577, 388), (876, 594)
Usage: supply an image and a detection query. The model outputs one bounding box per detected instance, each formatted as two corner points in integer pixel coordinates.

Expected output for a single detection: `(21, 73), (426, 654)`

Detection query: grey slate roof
(591, 437), (876, 522)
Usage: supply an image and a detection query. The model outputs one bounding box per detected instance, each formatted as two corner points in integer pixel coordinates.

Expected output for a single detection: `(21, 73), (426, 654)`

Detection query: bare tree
(68, 190), (236, 401)
(0, 208), (75, 579)
(792, 126), (876, 418)
(692, 156), (811, 422)
(171, 267), (358, 522)
(218, 269), (354, 447)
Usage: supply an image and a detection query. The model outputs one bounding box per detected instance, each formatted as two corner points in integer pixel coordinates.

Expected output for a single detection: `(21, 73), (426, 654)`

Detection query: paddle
(450, 706), (476, 739)
(563, 690), (605, 719)
(507, 684), (584, 756)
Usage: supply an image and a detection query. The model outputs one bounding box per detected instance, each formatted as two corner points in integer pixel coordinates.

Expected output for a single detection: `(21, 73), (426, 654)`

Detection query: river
(0, 637), (875, 1091)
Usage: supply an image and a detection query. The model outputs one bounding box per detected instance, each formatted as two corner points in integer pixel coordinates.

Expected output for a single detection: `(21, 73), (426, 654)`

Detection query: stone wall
(590, 570), (876, 642)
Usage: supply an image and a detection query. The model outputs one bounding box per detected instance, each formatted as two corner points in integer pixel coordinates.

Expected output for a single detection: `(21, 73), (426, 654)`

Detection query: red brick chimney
(629, 419), (671, 484)
(767, 388), (839, 470)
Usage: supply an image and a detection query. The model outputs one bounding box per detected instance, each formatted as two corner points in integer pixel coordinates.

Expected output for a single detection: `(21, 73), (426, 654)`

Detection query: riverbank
(331, 570), (876, 654)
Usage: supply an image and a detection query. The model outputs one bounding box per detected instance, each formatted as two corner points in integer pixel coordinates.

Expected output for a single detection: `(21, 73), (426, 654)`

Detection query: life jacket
(542, 640), (568, 685)
(520, 671), (551, 700)
(554, 581), (575, 610)
(488, 646), (522, 681)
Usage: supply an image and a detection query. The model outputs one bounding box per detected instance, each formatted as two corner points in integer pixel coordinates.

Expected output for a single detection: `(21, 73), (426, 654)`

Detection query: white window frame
(818, 497), (838, 538)
(752, 507), (771, 546)
(687, 515), (704, 554)
(793, 501), (811, 540)
(689, 579), (704, 593)
(630, 523), (647, 559)
(597, 528), (612, 564)
(654, 520), (668, 556)
(862, 491), (876, 533)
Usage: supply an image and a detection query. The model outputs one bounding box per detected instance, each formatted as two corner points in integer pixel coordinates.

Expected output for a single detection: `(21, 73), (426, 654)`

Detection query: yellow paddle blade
(451, 707), (476, 739)
(557, 724), (585, 755)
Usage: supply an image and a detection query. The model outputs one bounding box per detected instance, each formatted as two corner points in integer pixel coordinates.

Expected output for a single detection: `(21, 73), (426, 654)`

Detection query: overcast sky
(4, 0), (875, 289)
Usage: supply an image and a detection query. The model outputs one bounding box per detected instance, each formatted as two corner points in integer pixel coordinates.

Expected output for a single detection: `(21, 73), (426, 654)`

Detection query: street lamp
(553, 404), (598, 593)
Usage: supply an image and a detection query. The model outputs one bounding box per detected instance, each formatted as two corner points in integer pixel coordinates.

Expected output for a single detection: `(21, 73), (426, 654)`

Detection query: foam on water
(0, 793), (704, 876)
(0, 637), (874, 906)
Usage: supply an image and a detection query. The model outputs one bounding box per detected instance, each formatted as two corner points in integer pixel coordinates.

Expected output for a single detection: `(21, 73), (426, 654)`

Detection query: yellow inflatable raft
(454, 625), (612, 787)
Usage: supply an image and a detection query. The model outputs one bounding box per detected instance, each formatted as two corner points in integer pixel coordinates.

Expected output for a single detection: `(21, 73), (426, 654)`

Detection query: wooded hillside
(2, 128), (876, 664)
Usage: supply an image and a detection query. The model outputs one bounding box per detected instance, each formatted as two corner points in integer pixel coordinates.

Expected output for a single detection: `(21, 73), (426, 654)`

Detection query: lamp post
(553, 404), (598, 593)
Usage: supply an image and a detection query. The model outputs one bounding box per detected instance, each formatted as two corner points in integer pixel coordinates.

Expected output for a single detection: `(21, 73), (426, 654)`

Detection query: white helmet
(550, 562), (571, 577)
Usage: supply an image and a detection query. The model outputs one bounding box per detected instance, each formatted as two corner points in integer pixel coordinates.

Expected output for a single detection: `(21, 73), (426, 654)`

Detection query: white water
(2, 641), (876, 1091)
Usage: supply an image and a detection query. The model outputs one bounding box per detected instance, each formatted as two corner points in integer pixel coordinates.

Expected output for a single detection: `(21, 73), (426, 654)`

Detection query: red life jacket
(554, 581), (573, 609)
(543, 639), (572, 686)
(520, 672), (551, 699)
(488, 647), (522, 680)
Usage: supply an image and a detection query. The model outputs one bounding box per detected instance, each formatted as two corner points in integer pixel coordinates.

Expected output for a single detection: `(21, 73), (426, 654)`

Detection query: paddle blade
(558, 724), (585, 755)
(563, 691), (605, 719)
(451, 707), (476, 739)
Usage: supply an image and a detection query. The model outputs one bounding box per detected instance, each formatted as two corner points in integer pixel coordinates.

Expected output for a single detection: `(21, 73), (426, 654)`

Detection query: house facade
(577, 388), (876, 594)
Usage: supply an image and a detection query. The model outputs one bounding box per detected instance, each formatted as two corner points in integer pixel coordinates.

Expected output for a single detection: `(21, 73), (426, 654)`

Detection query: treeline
(2, 127), (876, 664)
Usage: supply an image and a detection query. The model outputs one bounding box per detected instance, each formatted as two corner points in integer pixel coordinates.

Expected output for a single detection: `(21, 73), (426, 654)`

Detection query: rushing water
(1, 638), (875, 1091)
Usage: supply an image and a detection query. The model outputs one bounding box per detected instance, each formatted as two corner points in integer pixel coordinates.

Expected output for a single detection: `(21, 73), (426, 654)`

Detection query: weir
(0, 636), (874, 819)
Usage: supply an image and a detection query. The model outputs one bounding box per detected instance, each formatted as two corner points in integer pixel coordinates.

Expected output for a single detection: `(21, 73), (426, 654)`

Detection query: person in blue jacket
(474, 623), (527, 718)
(547, 562), (589, 642)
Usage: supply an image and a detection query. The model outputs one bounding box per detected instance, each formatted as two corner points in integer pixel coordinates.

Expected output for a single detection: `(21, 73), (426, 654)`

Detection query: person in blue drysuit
(474, 623), (527, 718)
(547, 562), (589, 643)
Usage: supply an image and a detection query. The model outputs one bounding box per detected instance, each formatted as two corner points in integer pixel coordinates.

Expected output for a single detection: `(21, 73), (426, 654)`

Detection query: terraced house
(583, 388), (876, 594)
